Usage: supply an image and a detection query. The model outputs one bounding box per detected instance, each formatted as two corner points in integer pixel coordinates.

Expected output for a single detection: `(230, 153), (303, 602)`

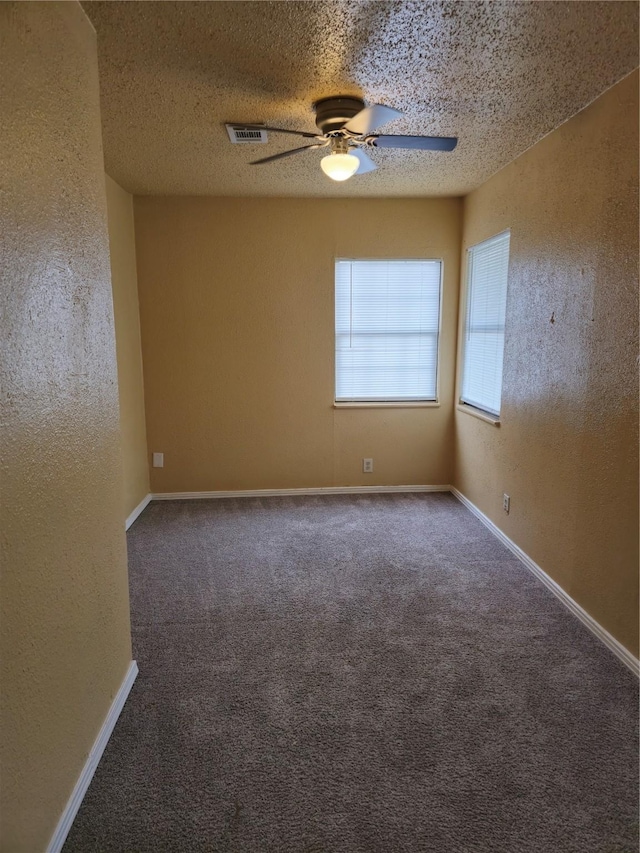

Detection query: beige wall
(105, 175), (150, 518)
(0, 4), (133, 851)
(134, 197), (462, 492)
(454, 71), (639, 656)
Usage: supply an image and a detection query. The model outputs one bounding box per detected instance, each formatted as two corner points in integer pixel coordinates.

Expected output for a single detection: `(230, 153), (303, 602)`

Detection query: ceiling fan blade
(371, 135), (458, 152)
(250, 143), (323, 165)
(344, 104), (403, 135)
(241, 124), (320, 139)
(351, 147), (377, 174)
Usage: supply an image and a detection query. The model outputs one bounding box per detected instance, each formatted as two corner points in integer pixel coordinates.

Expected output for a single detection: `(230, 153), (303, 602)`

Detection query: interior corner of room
(1, 1), (638, 851)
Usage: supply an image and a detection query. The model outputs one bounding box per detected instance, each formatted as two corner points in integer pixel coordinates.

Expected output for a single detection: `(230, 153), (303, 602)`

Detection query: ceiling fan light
(320, 152), (359, 181)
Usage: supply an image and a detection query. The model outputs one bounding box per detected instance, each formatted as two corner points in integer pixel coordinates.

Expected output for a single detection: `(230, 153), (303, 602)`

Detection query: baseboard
(125, 493), (152, 530)
(130, 484), (639, 671)
(46, 661), (139, 853)
(450, 487), (639, 677)
(151, 484), (451, 500)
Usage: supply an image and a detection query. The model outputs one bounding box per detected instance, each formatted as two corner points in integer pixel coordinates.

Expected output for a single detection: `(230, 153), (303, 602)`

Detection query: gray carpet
(64, 493), (638, 852)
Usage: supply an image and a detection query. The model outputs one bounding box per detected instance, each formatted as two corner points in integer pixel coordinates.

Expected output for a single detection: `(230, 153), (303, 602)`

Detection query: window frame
(457, 230), (511, 423)
(334, 257), (444, 407)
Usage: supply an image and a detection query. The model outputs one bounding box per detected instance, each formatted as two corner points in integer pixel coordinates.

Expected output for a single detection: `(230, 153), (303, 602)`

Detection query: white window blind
(460, 232), (510, 417)
(335, 259), (442, 402)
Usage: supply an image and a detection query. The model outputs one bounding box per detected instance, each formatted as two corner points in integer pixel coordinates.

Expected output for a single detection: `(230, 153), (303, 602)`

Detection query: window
(460, 231), (510, 418)
(335, 259), (442, 403)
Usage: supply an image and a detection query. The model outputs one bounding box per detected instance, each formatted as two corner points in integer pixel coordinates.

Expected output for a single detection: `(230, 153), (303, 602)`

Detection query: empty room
(1, 1), (638, 852)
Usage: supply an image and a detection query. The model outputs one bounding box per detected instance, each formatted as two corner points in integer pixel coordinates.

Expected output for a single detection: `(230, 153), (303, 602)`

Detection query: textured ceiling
(83, 1), (638, 197)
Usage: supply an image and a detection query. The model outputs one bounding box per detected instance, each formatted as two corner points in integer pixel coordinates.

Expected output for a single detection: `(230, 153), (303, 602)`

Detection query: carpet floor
(64, 493), (638, 853)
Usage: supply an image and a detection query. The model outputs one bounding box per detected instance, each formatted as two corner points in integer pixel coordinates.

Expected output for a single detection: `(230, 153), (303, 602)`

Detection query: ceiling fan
(238, 96), (457, 182)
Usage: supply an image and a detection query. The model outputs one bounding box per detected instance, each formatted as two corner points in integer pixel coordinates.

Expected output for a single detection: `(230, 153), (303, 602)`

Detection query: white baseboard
(138, 483), (639, 674)
(46, 661), (139, 853)
(125, 493), (152, 530)
(151, 484), (450, 501)
(450, 487), (639, 677)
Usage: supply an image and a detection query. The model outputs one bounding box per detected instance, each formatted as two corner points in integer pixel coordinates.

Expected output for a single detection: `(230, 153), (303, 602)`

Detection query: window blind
(335, 259), (442, 402)
(460, 232), (510, 417)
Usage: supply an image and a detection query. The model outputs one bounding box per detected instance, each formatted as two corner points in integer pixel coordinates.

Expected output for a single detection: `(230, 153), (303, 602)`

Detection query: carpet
(63, 493), (639, 852)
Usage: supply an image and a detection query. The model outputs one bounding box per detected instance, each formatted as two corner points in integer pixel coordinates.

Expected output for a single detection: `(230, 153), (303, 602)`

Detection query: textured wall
(454, 71), (639, 656)
(133, 197), (461, 492)
(0, 4), (133, 851)
(105, 175), (150, 517)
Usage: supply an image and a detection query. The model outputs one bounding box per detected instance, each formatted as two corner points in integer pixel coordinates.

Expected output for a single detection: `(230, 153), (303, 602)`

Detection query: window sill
(456, 403), (500, 426)
(334, 401), (440, 409)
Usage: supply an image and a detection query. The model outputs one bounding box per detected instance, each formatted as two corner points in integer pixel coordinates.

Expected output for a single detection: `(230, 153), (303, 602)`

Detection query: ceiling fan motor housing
(314, 96), (365, 133)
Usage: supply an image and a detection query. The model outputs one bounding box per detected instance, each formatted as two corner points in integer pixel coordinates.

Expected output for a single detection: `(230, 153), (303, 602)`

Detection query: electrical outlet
(503, 493), (510, 514)
(153, 452), (164, 468)
(363, 458), (373, 473)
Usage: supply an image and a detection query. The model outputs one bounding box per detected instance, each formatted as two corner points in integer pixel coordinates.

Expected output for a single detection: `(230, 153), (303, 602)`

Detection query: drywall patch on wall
(133, 197), (461, 493)
(0, 3), (133, 850)
(105, 174), (150, 519)
(454, 71), (639, 656)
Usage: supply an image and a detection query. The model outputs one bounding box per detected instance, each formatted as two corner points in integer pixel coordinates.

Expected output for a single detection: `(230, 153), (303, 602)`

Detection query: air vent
(225, 124), (268, 144)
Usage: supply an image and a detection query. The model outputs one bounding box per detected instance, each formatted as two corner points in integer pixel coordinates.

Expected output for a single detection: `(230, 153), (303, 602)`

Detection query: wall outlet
(363, 458), (373, 473)
(503, 493), (510, 514)
(152, 452), (164, 468)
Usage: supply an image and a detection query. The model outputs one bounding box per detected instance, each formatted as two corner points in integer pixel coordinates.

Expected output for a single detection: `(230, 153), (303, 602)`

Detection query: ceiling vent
(226, 124), (268, 144)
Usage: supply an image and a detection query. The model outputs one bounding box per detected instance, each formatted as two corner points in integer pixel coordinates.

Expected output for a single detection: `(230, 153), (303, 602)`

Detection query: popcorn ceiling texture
(83, 0), (639, 197)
